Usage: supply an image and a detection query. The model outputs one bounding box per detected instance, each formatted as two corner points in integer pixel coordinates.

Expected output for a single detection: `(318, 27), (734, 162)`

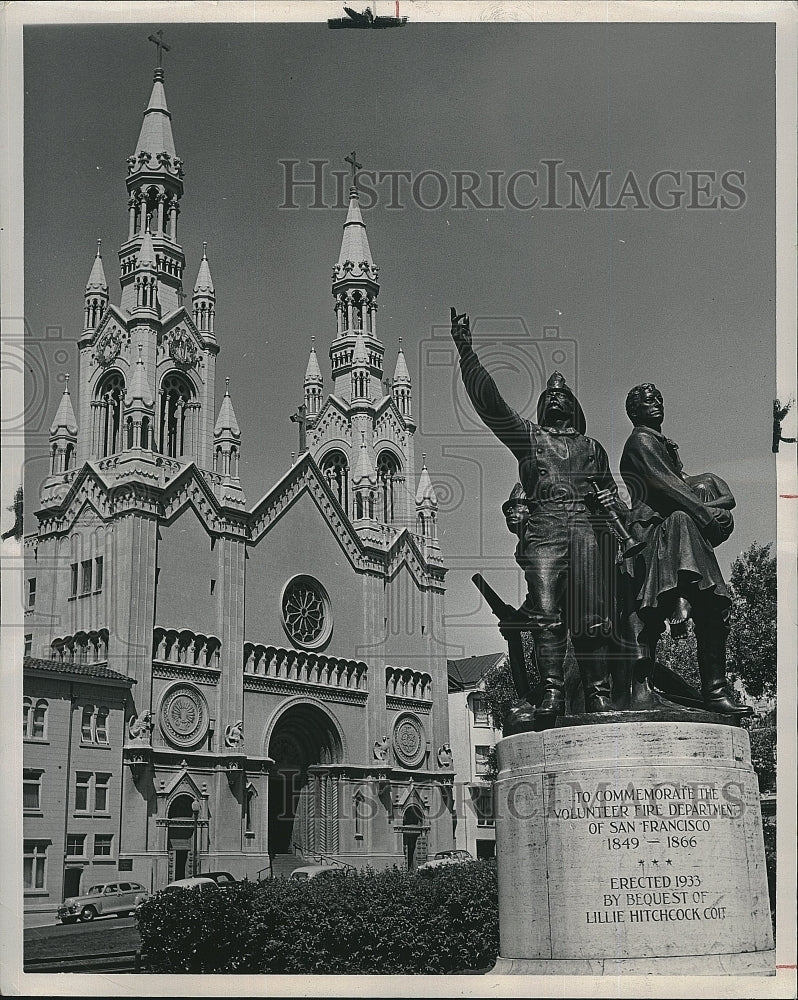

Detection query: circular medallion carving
(392, 713), (425, 768)
(281, 575), (332, 649)
(159, 684), (209, 748)
(169, 328), (198, 368)
(96, 327), (122, 367)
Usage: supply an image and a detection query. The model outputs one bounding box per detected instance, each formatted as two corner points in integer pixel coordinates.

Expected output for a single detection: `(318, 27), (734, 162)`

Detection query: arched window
(320, 450), (349, 511)
(95, 707), (109, 744)
(352, 292), (362, 331)
(93, 371), (126, 458)
(158, 372), (195, 458)
(81, 705), (94, 742)
(377, 451), (401, 523)
(23, 697), (48, 740)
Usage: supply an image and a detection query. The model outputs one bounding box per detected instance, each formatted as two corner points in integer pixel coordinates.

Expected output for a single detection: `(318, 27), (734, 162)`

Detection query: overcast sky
(22, 14), (777, 657)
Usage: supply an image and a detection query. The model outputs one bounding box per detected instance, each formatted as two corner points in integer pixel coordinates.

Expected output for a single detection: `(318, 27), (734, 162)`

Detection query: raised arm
(451, 307), (529, 460)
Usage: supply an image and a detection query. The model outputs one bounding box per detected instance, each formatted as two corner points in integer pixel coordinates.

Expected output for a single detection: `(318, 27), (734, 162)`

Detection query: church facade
(23, 53), (454, 917)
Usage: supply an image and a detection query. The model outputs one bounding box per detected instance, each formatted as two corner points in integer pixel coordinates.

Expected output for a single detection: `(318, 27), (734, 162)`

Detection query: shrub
(137, 862), (499, 974)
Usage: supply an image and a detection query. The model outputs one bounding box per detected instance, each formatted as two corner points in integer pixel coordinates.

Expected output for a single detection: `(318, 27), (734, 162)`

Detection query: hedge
(136, 860), (499, 974)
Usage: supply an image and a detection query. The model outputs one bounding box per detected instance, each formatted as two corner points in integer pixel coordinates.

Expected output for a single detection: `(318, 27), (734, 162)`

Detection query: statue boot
(532, 626), (567, 717)
(573, 637), (614, 713)
(695, 621), (753, 717)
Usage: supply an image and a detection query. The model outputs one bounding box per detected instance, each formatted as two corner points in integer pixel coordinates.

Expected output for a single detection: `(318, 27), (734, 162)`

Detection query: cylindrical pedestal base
(493, 722), (774, 975)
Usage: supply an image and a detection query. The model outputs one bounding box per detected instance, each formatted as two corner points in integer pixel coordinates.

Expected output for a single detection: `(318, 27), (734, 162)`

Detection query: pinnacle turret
(213, 379), (242, 482)
(126, 345), (154, 409)
(48, 375), (78, 475)
(415, 454), (439, 545)
(194, 242), (215, 295)
(50, 376), (78, 436)
(304, 337), (324, 418)
(353, 432), (376, 487)
(192, 242), (216, 334)
(214, 379), (241, 437)
(415, 456), (438, 506)
(84, 240), (109, 331)
(86, 240), (108, 293)
(304, 337), (323, 384)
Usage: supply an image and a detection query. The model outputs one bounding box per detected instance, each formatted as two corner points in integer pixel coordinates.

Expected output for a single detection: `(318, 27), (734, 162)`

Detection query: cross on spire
(345, 150), (363, 188)
(148, 29), (171, 68)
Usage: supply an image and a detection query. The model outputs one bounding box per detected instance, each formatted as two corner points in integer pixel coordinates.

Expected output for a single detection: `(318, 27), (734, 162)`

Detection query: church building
(23, 49), (454, 920)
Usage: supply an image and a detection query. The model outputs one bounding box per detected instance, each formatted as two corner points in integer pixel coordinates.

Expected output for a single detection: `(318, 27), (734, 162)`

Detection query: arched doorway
(402, 805), (428, 871)
(267, 703), (343, 859)
(167, 794), (200, 881)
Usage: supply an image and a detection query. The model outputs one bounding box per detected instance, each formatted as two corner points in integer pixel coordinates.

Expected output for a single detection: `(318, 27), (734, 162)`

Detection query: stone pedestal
(492, 722), (775, 975)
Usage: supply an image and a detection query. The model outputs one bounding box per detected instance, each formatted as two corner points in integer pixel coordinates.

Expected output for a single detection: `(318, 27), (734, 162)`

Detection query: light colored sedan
(416, 849), (475, 875)
(57, 881), (149, 923)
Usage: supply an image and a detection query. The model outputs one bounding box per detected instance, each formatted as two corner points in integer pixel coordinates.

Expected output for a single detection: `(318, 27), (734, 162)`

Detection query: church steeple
(120, 42), (185, 317)
(330, 176), (383, 400)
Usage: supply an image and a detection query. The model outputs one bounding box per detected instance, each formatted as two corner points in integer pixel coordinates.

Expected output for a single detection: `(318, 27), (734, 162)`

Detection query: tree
(726, 542), (777, 703)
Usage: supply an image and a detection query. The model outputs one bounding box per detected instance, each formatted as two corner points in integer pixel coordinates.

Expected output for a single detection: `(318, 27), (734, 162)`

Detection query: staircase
(269, 853), (307, 879)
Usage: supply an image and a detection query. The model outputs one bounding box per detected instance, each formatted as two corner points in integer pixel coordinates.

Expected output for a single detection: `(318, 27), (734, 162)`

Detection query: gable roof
(447, 652), (506, 691)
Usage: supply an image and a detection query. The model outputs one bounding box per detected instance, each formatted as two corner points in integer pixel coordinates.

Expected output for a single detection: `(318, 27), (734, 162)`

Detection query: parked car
(57, 881), (149, 923)
(163, 876), (219, 892)
(288, 864), (353, 882)
(195, 870), (236, 885)
(416, 849), (475, 875)
(162, 871), (237, 893)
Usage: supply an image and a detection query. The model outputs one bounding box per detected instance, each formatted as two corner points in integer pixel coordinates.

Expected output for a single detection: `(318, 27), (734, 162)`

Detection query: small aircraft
(328, 3), (408, 29)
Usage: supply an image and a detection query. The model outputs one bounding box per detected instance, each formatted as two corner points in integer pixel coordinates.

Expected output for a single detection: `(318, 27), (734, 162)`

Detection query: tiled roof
(23, 656), (135, 684)
(447, 652), (506, 691)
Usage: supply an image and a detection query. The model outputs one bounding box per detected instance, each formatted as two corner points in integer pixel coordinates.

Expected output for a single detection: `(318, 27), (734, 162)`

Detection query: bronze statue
(618, 383), (752, 718)
(451, 308), (617, 720)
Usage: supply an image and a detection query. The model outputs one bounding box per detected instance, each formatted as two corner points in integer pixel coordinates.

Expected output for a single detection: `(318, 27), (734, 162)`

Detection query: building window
(94, 834), (113, 857)
(95, 707), (109, 745)
(70, 563), (78, 598)
(66, 834), (86, 858)
(471, 694), (489, 727)
(26, 577), (36, 609)
(23, 841), (47, 891)
(80, 559), (93, 595)
(23, 770), (43, 812)
(24, 634), (32, 656)
(75, 772), (91, 812)
(94, 556), (104, 593)
(475, 787), (495, 827)
(80, 705), (110, 745)
(281, 575), (332, 649)
(23, 697), (48, 740)
(81, 706), (94, 742)
(474, 745), (491, 776)
(95, 773), (111, 813)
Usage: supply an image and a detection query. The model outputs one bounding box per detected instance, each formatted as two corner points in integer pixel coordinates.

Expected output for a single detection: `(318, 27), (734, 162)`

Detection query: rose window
(281, 575), (332, 649)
